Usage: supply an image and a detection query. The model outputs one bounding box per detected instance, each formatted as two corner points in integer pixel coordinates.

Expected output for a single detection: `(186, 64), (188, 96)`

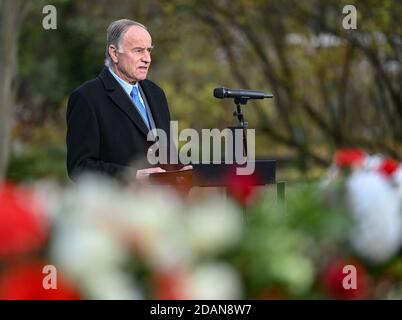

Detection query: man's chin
(136, 74), (148, 81)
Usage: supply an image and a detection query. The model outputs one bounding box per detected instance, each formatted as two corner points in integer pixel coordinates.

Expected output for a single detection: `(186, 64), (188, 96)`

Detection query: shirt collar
(108, 67), (138, 96)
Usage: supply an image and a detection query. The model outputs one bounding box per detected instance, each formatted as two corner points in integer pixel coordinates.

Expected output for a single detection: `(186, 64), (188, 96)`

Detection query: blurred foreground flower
(0, 184), (47, 258)
(347, 171), (402, 263)
(378, 157), (399, 177)
(43, 174), (243, 299)
(323, 150), (402, 264)
(1, 149), (401, 300)
(0, 261), (80, 300)
(334, 149), (365, 169)
(321, 258), (369, 299)
(225, 169), (260, 204)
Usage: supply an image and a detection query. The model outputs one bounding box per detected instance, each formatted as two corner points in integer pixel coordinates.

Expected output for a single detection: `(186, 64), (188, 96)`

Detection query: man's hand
(179, 165), (193, 171)
(136, 167), (166, 179)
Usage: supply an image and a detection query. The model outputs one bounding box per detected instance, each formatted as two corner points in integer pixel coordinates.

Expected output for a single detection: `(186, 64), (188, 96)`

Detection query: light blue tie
(130, 86), (150, 129)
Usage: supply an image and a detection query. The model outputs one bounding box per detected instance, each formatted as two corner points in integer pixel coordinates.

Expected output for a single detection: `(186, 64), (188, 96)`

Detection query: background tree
(3, 0), (401, 182)
(0, 0), (30, 179)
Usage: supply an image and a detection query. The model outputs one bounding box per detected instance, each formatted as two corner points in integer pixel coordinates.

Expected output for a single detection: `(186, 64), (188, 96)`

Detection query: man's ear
(109, 45), (118, 64)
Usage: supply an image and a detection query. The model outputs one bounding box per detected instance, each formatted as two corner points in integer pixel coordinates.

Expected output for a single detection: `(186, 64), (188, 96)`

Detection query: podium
(192, 160), (275, 187)
(148, 160), (284, 202)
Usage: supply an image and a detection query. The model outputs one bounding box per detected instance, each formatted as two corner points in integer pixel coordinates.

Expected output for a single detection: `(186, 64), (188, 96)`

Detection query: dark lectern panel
(192, 160), (276, 187)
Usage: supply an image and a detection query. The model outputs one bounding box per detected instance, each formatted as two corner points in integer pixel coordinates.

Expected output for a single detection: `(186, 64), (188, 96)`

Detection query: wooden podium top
(148, 160), (276, 188)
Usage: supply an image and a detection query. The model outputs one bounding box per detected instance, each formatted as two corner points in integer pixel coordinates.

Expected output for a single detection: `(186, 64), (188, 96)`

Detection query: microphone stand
(232, 97), (249, 159)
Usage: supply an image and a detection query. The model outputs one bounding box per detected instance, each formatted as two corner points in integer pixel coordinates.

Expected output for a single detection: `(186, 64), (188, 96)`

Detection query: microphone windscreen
(213, 87), (226, 99)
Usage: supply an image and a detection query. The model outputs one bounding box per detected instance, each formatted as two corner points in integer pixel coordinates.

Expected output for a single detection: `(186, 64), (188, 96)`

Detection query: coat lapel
(99, 68), (149, 137)
(140, 80), (170, 135)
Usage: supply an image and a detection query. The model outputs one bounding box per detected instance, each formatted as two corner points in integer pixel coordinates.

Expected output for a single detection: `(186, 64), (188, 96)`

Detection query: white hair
(104, 19), (148, 68)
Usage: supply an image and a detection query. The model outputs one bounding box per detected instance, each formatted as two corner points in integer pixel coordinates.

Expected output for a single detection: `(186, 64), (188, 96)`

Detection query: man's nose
(142, 52), (151, 64)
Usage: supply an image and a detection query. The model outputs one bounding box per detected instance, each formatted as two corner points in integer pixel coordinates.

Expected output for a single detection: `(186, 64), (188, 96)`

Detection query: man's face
(111, 25), (152, 83)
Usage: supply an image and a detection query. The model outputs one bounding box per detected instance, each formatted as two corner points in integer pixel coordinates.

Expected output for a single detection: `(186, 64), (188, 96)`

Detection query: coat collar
(99, 67), (151, 137)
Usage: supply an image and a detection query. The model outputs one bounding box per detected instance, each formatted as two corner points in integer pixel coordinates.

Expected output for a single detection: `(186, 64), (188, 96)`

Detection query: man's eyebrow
(132, 45), (154, 49)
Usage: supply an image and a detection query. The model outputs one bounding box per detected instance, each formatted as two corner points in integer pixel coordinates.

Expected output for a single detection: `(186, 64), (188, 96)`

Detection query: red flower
(0, 183), (48, 258)
(153, 269), (190, 300)
(334, 149), (365, 168)
(0, 261), (80, 300)
(321, 258), (368, 299)
(225, 169), (260, 205)
(378, 158), (399, 177)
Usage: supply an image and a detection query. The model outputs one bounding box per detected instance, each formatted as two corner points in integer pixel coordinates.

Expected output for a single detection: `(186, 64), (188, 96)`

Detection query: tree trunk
(0, 0), (21, 179)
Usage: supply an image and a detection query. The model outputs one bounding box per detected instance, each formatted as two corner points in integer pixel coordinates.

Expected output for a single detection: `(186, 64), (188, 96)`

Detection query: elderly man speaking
(66, 19), (176, 180)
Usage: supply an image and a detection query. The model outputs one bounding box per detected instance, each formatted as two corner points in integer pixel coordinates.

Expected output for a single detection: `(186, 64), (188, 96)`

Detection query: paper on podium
(148, 167), (193, 186)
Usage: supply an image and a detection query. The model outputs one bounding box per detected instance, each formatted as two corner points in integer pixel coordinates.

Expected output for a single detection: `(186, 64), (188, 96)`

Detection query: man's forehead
(122, 25), (152, 45)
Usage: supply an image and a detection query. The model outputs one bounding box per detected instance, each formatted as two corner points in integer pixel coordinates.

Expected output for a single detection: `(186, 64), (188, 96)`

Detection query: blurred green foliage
(7, 144), (67, 182)
(232, 182), (352, 298)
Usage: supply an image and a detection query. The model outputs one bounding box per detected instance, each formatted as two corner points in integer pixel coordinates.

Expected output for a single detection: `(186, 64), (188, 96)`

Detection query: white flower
(187, 197), (243, 256)
(50, 215), (141, 299)
(362, 155), (384, 171)
(124, 188), (195, 269)
(394, 166), (402, 199)
(51, 223), (126, 277)
(32, 180), (63, 222)
(83, 272), (143, 300)
(347, 170), (402, 263)
(189, 263), (243, 299)
(65, 174), (124, 223)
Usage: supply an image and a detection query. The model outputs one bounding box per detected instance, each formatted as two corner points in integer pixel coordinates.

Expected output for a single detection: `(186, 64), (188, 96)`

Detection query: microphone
(213, 87), (273, 100)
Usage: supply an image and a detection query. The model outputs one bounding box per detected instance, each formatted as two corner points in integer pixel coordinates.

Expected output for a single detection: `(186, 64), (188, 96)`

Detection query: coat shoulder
(71, 77), (103, 97)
